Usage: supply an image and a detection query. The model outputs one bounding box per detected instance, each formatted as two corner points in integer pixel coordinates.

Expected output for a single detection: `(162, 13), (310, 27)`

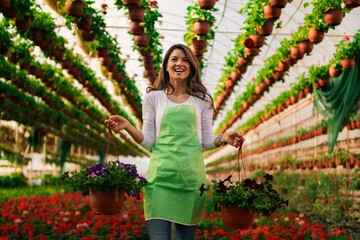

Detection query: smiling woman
(105, 44), (244, 239)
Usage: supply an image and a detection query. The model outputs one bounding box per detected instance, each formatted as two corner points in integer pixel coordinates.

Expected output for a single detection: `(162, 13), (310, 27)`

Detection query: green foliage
(334, 36), (360, 59)
(63, 161), (147, 197)
(210, 174), (288, 216)
(0, 172), (28, 188)
(185, 2), (217, 25)
(309, 64), (330, 83)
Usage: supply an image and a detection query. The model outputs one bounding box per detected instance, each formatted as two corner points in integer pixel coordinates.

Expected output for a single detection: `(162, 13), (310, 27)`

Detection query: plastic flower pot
(1, 5), (17, 18)
(221, 205), (255, 230)
(77, 16), (92, 30)
(308, 29), (324, 43)
(89, 188), (125, 215)
(0, 0), (10, 8)
(341, 58), (355, 69)
(193, 21), (211, 36)
(124, 0), (140, 6)
(192, 38), (207, 50)
(269, 0), (287, 8)
(278, 61), (289, 71)
(329, 67), (342, 77)
(65, 0), (84, 17)
(343, 0), (360, 8)
(257, 20), (274, 36)
(15, 17), (31, 31)
(318, 77), (330, 87)
(324, 9), (343, 27)
(264, 5), (282, 20)
(249, 35), (265, 48)
(198, 0), (216, 10)
(298, 40), (314, 54)
(130, 21), (144, 35)
(291, 46), (304, 60)
(128, 6), (145, 22)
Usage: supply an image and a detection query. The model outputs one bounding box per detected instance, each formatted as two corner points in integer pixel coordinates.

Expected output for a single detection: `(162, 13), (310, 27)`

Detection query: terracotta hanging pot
(7, 52), (19, 63)
(107, 63), (117, 73)
(263, 5), (282, 20)
(318, 77), (330, 87)
(230, 71), (241, 82)
(56, 49), (65, 61)
(65, 0), (84, 17)
(273, 70), (284, 80)
(0, 0), (10, 9)
(61, 59), (72, 69)
(109, 71), (119, 80)
(28, 65), (38, 76)
(343, 0), (360, 8)
(89, 188), (125, 215)
(308, 29), (324, 43)
(304, 86), (312, 95)
(270, 0), (287, 8)
(195, 54), (203, 62)
(298, 90), (304, 99)
(82, 30), (95, 41)
(135, 34), (149, 47)
(237, 64), (247, 74)
(19, 62), (30, 70)
(298, 40), (314, 54)
(285, 56), (297, 66)
(341, 58), (355, 69)
(237, 55), (254, 66)
(221, 205), (255, 230)
(124, 0), (140, 6)
(139, 47), (152, 56)
(193, 21), (211, 36)
(141, 55), (153, 63)
(249, 35), (265, 48)
(290, 95), (298, 104)
(278, 61), (289, 71)
(257, 20), (274, 36)
(100, 56), (112, 66)
(245, 47), (259, 56)
(329, 67), (342, 77)
(255, 85), (262, 95)
(324, 9), (343, 26)
(15, 17), (31, 31)
(191, 45), (204, 55)
(39, 41), (53, 52)
(96, 47), (109, 58)
(130, 21), (144, 35)
(313, 81), (320, 89)
(128, 6), (145, 22)
(2, 5), (17, 18)
(290, 46), (304, 60)
(192, 38), (207, 49)
(77, 16), (92, 30)
(198, 0), (216, 10)
(31, 29), (43, 43)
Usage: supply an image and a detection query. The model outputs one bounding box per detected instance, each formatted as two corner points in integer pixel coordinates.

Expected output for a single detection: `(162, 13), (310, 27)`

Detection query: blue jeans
(146, 219), (198, 240)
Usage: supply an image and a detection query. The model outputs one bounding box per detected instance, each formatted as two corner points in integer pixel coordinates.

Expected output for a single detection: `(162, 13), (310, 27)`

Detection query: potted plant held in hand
(63, 159), (147, 215)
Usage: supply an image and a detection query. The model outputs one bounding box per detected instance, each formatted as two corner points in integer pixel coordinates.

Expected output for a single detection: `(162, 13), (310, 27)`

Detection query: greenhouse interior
(0, 0), (360, 239)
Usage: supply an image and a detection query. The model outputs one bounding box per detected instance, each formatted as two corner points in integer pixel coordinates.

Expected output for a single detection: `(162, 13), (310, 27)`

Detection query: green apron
(144, 104), (206, 225)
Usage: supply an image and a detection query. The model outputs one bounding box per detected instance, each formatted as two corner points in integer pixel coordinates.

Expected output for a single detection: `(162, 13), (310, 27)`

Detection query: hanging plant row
(212, 0), (288, 118)
(183, 1), (217, 68)
(0, 24), (146, 155)
(0, 1), (142, 123)
(214, 0), (356, 135)
(47, 0), (143, 118)
(115, 0), (163, 85)
(0, 79), (142, 157)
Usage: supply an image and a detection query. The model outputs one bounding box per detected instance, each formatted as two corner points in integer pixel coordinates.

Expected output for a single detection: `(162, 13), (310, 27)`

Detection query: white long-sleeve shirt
(140, 90), (217, 151)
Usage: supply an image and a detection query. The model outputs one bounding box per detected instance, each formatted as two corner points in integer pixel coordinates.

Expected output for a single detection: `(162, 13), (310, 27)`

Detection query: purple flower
(86, 163), (107, 177)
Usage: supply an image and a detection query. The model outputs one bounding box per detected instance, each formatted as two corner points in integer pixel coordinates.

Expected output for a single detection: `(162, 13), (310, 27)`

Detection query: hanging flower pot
(238, 55), (254, 66)
(198, 0), (216, 10)
(77, 16), (92, 30)
(141, 55), (153, 63)
(89, 188), (125, 215)
(39, 41), (53, 52)
(191, 45), (205, 55)
(298, 40), (314, 54)
(290, 95), (298, 104)
(278, 61), (289, 71)
(291, 46), (304, 60)
(61, 59), (72, 69)
(130, 21), (144, 35)
(308, 29), (324, 43)
(285, 56), (297, 66)
(109, 71), (119, 80)
(313, 81), (320, 89)
(273, 70), (284, 80)
(139, 47), (152, 56)
(324, 9), (343, 26)
(257, 20), (274, 36)
(107, 63), (117, 73)
(7, 52), (19, 63)
(245, 47), (259, 56)
(263, 5), (282, 20)
(28, 65), (38, 76)
(298, 90), (304, 99)
(249, 35), (265, 48)
(100, 56), (113, 66)
(19, 62), (30, 70)
(128, 6), (145, 22)
(96, 47), (109, 58)
(195, 54), (203, 62)
(329, 67), (342, 77)
(124, 0), (140, 6)
(2, 5), (17, 18)
(341, 58), (355, 69)
(65, 0), (84, 17)
(265, 77), (275, 85)
(135, 34), (149, 47)
(193, 21), (211, 36)
(15, 17), (31, 31)
(255, 85), (262, 95)
(82, 30), (95, 41)
(230, 71), (241, 82)
(270, 0), (287, 8)
(343, 0), (360, 8)
(192, 38), (207, 50)
(31, 29), (43, 43)
(0, 0), (10, 9)
(237, 64), (247, 74)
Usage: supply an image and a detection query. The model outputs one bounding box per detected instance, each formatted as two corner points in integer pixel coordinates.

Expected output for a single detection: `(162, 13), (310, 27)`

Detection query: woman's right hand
(104, 115), (130, 133)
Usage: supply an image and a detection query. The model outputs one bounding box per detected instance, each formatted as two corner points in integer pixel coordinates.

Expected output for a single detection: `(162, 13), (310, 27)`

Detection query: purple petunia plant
(63, 160), (147, 199)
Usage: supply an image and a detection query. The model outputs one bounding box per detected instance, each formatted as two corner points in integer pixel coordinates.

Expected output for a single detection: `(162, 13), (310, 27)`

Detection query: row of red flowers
(0, 191), (354, 239)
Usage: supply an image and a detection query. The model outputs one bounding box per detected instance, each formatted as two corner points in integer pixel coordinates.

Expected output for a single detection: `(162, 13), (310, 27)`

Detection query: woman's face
(166, 49), (191, 83)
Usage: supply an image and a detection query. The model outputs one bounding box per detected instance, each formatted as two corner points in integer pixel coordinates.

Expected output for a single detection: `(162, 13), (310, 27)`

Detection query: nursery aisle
(0, 191), (355, 240)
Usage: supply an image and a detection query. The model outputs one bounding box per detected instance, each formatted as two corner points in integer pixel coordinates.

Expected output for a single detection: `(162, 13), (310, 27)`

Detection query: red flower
(101, 3), (108, 8)
(343, 36), (350, 41)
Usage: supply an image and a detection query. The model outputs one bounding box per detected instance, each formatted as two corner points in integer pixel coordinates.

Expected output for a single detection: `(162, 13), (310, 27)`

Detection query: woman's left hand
(222, 131), (245, 148)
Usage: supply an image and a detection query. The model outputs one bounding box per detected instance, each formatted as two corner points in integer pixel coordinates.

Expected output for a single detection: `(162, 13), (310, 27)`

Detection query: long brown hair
(147, 44), (214, 109)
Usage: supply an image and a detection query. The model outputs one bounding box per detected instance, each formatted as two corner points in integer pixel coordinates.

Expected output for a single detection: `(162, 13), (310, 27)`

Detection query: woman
(105, 44), (244, 240)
